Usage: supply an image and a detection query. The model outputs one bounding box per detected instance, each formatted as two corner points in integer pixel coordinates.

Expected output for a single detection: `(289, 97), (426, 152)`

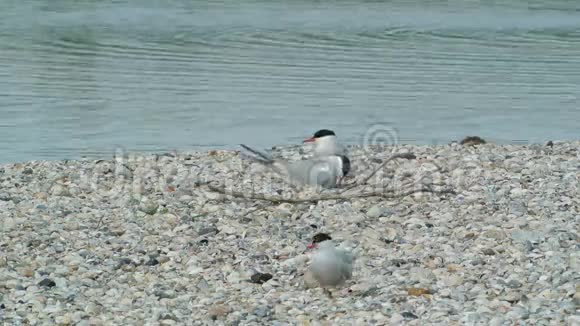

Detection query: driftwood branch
(199, 151), (456, 204)
(204, 183), (455, 204)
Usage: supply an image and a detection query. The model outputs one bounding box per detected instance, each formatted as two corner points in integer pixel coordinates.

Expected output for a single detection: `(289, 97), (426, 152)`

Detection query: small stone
(384, 228), (398, 242)
(51, 184), (71, 197)
(250, 272), (273, 284)
(401, 312), (418, 319)
(138, 200), (159, 215)
(158, 256), (170, 264)
(0, 192), (11, 201)
(275, 203), (293, 217)
(252, 305), (271, 318)
(506, 280), (523, 289)
(198, 226), (219, 236)
(482, 248), (495, 255)
(409, 267), (436, 284)
(390, 313), (404, 324)
(22, 168), (33, 175)
(179, 195), (193, 203)
(439, 289), (451, 298)
(38, 278), (56, 288)
(84, 302), (101, 314)
(186, 257), (203, 275)
(303, 270), (319, 289)
(145, 257), (159, 266)
(154, 289), (176, 299)
(199, 239), (209, 246)
(116, 258), (133, 269)
(367, 205), (388, 218)
(407, 288), (431, 296)
(159, 313), (178, 321)
(312, 233), (332, 243)
(447, 264), (463, 273)
(208, 304), (230, 320)
(34, 192), (48, 200)
(55, 314), (72, 325)
(482, 229), (506, 240)
(226, 271), (243, 284)
(19, 266), (34, 277)
(500, 291), (521, 303)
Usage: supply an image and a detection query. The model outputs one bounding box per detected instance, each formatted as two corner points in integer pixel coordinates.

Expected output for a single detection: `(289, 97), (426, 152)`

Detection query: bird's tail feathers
(239, 144), (275, 164)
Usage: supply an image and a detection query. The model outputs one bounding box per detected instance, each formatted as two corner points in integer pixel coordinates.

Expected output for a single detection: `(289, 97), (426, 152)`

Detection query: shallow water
(1, 0), (579, 163)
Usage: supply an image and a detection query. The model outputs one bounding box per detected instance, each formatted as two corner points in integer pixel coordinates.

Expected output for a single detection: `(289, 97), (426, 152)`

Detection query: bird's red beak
(303, 137), (315, 143)
(307, 242), (316, 249)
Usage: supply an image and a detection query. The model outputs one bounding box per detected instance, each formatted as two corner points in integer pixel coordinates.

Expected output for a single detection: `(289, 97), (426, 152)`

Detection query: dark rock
(199, 239), (209, 246)
(28, 240), (42, 248)
(460, 136), (486, 146)
(390, 258), (420, 267)
(482, 248), (496, 256)
(36, 205), (48, 210)
(546, 140), (554, 147)
(252, 254), (270, 262)
(116, 258), (134, 269)
(145, 257), (159, 266)
(159, 313), (179, 321)
(153, 289), (176, 299)
(312, 233), (332, 244)
(425, 223), (434, 228)
(38, 278), (56, 288)
(252, 305), (272, 318)
(250, 272), (273, 284)
(22, 168), (33, 175)
(198, 226), (219, 236)
(507, 280), (523, 288)
(402, 312), (418, 319)
(0, 303), (5, 309)
(0, 193), (11, 201)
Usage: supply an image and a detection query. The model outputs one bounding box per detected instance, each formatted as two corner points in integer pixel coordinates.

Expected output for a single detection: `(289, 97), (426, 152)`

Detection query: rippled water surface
(1, 0), (579, 163)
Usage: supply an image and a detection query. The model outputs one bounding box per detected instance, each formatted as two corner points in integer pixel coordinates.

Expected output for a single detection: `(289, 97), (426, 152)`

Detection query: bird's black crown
(313, 129), (336, 138)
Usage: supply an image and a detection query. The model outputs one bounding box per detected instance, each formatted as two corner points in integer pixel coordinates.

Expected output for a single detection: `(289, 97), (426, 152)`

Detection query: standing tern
(303, 129), (348, 157)
(306, 234), (354, 296)
(240, 144), (350, 189)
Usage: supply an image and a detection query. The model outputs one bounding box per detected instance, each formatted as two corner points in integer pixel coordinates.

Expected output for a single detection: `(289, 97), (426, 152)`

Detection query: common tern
(303, 129), (348, 157)
(307, 234), (354, 295)
(240, 144), (350, 189)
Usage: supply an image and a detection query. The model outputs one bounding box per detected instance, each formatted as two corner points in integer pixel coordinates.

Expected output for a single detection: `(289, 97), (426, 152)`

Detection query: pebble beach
(1, 141), (579, 325)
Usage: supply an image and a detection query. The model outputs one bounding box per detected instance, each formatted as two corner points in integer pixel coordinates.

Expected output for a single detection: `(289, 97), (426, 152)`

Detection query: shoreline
(0, 137), (573, 166)
(1, 141), (579, 324)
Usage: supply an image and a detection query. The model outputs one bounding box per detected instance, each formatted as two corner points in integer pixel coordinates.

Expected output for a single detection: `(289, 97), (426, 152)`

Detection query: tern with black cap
(306, 233), (354, 296)
(303, 129), (347, 157)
